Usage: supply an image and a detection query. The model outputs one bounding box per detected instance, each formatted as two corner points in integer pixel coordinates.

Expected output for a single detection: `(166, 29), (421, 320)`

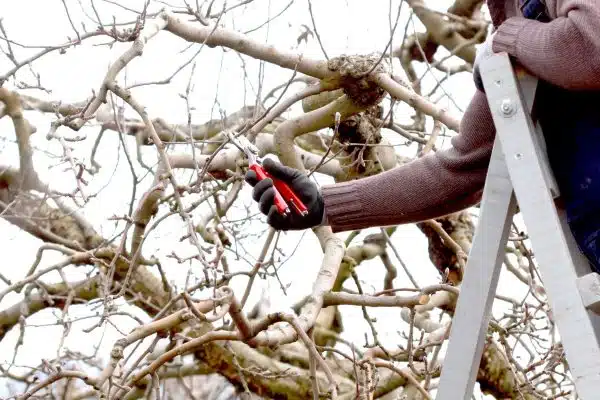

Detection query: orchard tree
(0, 0), (570, 399)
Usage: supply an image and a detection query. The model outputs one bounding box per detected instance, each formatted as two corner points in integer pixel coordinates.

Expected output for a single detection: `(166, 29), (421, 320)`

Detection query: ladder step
(577, 272), (600, 314)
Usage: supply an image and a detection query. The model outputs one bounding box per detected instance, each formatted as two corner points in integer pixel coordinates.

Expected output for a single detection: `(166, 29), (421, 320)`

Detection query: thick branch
(0, 277), (100, 341)
(0, 88), (38, 188)
(323, 292), (429, 308)
(407, 0), (477, 64)
(374, 73), (460, 131)
(275, 94), (364, 171)
(163, 12), (330, 81)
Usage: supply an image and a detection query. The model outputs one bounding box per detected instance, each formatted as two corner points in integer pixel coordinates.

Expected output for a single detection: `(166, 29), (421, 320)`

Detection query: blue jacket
(525, 0), (600, 271)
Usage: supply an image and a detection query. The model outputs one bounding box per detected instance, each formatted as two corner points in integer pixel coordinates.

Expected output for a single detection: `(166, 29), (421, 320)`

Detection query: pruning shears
(226, 131), (308, 217)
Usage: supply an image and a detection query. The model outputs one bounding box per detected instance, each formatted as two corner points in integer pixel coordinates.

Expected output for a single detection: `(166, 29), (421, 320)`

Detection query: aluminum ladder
(436, 52), (600, 399)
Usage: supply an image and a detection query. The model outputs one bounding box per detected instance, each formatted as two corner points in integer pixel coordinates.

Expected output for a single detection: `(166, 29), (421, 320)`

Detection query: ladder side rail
(435, 139), (517, 400)
(511, 71), (560, 198)
(436, 53), (542, 400)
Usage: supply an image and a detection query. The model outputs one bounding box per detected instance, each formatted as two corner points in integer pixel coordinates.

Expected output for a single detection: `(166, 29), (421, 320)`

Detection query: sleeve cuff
(493, 16), (530, 56)
(321, 181), (364, 232)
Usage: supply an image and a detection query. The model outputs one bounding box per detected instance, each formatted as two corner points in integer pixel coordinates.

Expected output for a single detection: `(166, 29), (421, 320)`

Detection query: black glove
(472, 31), (496, 93)
(245, 158), (324, 231)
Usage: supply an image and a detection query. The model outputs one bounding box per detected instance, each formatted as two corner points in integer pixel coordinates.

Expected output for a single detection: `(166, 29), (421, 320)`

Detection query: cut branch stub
(335, 105), (386, 178)
(326, 53), (387, 108)
(405, 33), (438, 63)
(416, 211), (474, 285)
(299, 54), (395, 180)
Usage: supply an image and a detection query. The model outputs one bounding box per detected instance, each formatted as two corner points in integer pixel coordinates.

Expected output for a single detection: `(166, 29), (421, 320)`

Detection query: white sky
(0, 1), (526, 398)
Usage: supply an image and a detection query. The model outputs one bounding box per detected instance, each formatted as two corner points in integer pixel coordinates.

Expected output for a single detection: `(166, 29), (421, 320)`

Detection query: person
(245, 0), (600, 272)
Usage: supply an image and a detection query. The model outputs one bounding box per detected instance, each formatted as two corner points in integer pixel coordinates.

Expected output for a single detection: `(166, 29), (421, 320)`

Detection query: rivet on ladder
(500, 99), (515, 116)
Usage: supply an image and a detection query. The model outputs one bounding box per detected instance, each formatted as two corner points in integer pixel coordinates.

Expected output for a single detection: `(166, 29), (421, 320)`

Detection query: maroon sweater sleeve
(321, 0), (600, 233)
(493, 1), (600, 89)
(321, 90), (495, 232)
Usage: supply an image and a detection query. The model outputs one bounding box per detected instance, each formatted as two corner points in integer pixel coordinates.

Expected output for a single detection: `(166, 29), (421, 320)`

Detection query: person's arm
(321, 90), (495, 233)
(493, 1), (600, 90)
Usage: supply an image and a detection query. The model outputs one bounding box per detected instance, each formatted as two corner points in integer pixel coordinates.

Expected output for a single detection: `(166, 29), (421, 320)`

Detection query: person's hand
(472, 31), (496, 93)
(244, 158), (325, 231)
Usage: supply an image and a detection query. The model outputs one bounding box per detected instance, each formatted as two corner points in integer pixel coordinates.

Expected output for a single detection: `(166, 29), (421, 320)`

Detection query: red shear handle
(272, 178), (309, 216)
(249, 164), (290, 216)
(249, 164), (309, 216)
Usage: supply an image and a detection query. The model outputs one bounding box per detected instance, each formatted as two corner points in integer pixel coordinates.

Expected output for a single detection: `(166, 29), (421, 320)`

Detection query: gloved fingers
(267, 206), (289, 231)
(252, 178), (273, 202)
(245, 170), (259, 186)
(293, 176), (318, 200)
(259, 187), (275, 215)
(262, 158), (301, 181)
